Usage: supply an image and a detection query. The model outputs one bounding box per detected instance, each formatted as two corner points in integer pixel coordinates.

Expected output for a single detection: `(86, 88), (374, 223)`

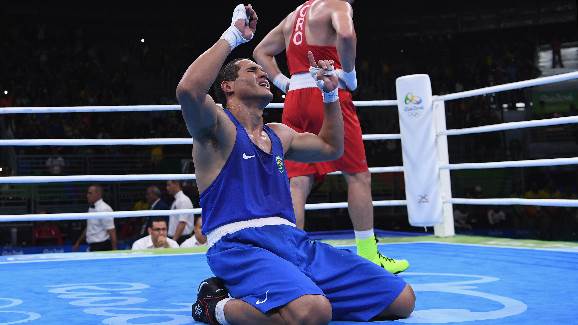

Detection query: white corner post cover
(396, 74), (443, 226)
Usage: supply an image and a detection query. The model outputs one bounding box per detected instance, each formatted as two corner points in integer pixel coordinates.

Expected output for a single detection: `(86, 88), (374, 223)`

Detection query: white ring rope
(361, 134), (401, 140)
(0, 138), (195, 146)
(3, 196), (577, 223)
(305, 200), (407, 210)
(349, 100), (398, 107)
(0, 100), (398, 115)
(0, 200), (407, 222)
(437, 70), (578, 102)
(0, 174), (196, 184)
(442, 116), (578, 137)
(442, 157), (578, 170)
(0, 209), (202, 222)
(0, 167), (405, 184)
(0, 133), (401, 146)
(3, 113), (576, 147)
(329, 166), (405, 175)
(5, 196), (578, 223)
(0, 105), (182, 114)
(450, 198), (578, 207)
(6, 156), (578, 184)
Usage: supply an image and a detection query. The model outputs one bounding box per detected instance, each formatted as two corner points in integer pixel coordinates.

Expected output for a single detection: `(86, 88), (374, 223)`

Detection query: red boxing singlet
(282, 0), (368, 179)
(286, 0), (342, 75)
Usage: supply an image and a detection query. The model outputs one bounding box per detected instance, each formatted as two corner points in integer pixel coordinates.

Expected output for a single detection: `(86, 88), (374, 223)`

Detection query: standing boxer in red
(254, 0), (409, 274)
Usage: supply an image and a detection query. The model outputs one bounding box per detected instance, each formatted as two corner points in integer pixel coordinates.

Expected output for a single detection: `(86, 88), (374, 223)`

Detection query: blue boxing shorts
(206, 225), (406, 321)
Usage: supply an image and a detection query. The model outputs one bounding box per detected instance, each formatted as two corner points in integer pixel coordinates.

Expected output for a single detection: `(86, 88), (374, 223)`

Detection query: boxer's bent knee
(280, 294), (332, 325)
(374, 284), (415, 320)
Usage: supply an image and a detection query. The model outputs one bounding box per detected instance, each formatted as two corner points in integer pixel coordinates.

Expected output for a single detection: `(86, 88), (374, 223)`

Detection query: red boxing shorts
(282, 87), (369, 179)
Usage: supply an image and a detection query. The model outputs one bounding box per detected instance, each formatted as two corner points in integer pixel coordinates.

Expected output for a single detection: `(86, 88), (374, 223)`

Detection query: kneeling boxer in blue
(176, 4), (415, 325)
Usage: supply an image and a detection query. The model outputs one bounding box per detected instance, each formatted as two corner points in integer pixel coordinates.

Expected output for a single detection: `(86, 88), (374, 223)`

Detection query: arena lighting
(140, 38), (145, 43)
(3, 90), (7, 95)
(515, 102), (526, 108)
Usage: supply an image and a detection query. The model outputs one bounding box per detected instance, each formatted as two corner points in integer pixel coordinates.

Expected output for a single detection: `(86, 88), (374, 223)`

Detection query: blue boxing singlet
(200, 109), (296, 234)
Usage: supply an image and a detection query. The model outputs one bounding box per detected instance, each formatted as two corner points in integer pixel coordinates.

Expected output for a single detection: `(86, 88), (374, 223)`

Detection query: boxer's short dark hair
(213, 58), (245, 106)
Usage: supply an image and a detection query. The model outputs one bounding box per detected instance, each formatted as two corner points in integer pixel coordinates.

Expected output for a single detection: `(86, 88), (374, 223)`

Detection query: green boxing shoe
(356, 236), (410, 274)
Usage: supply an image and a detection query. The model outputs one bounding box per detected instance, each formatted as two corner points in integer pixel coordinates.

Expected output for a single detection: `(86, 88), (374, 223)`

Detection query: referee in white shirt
(73, 185), (117, 251)
(166, 180), (195, 244)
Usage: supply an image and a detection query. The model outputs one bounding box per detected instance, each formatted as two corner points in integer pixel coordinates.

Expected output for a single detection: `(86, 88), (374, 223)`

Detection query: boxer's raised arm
(330, 1), (356, 72)
(253, 18), (290, 93)
(176, 4), (257, 140)
(176, 40), (230, 139)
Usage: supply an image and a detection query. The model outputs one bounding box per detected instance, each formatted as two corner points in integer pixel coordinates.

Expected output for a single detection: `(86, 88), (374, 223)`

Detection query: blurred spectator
(180, 216), (207, 248)
(468, 185), (488, 228)
(73, 185), (117, 251)
(454, 207), (472, 230)
(551, 36), (564, 68)
(487, 208), (507, 226)
(45, 147), (65, 175)
(139, 185), (170, 235)
(166, 180), (195, 244)
(131, 217), (178, 250)
(32, 221), (63, 246)
(150, 145), (164, 171)
(147, 185), (169, 211)
(0, 115), (17, 176)
(132, 198), (148, 211)
(0, 92), (14, 107)
(118, 216), (141, 244)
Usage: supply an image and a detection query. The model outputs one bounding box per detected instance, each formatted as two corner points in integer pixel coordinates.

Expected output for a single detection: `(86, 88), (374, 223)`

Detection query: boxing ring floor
(1, 236), (577, 325)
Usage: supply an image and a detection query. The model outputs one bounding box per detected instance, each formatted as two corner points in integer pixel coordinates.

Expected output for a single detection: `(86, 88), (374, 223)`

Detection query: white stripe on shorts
(207, 217), (296, 248)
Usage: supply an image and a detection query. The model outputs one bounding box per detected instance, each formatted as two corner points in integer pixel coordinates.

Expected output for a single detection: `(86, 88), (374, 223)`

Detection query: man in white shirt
(132, 217), (179, 250)
(73, 185), (117, 251)
(166, 180), (195, 244)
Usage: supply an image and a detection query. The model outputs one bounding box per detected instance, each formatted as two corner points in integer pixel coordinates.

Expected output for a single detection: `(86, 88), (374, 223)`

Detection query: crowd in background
(0, 24), (566, 141)
(1, 16), (578, 247)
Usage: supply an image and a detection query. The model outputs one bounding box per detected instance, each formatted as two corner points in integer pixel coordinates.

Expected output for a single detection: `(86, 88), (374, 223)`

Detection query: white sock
(215, 297), (232, 325)
(354, 229), (375, 240)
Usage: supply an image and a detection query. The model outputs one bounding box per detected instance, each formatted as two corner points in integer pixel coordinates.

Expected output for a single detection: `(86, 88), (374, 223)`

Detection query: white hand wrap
(220, 4), (252, 50)
(335, 68), (357, 91)
(272, 74), (290, 93)
(309, 66), (339, 103)
(321, 88), (339, 103)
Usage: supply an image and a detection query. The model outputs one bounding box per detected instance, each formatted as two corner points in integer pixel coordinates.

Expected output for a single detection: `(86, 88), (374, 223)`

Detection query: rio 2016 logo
(405, 92), (423, 105)
(403, 92), (424, 117)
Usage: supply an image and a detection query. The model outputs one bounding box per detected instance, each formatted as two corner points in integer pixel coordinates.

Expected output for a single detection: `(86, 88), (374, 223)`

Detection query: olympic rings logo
(0, 298), (41, 324)
(399, 272), (527, 323)
(41, 274), (528, 324)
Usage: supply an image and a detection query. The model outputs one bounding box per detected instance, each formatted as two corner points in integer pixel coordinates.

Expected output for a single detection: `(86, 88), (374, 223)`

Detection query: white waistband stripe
(207, 217), (295, 248)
